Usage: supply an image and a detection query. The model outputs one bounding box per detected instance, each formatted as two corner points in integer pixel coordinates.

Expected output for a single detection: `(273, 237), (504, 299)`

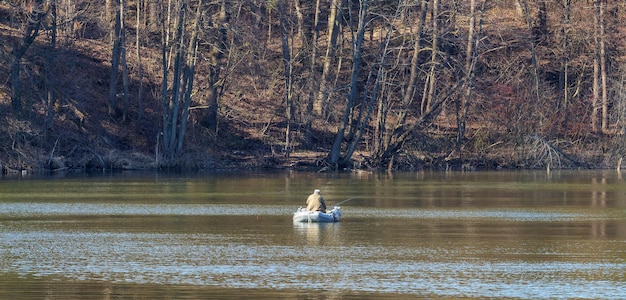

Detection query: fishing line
(333, 196), (360, 206)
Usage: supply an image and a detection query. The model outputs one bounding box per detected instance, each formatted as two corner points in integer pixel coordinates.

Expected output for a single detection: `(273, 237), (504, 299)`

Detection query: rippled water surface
(1, 170), (626, 299)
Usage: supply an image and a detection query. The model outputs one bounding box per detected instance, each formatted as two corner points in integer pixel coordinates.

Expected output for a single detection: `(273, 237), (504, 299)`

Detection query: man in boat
(306, 189), (327, 213)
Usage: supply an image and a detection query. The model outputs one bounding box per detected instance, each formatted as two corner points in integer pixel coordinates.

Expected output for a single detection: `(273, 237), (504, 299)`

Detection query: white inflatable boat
(293, 206), (341, 223)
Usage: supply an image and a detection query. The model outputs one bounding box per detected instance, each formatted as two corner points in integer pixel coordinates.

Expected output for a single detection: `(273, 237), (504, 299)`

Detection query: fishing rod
(333, 196), (360, 206)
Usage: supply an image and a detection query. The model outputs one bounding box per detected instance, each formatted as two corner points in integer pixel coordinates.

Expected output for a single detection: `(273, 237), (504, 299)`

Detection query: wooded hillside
(1, 0), (626, 174)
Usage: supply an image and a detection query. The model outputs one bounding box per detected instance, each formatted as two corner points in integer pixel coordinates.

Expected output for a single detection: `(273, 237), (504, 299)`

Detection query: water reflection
(1, 171), (626, 299)
(293, 222), (341, 246)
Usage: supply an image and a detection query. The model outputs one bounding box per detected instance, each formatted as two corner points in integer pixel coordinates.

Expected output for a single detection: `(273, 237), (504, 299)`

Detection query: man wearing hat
(306, 189), (327, 213)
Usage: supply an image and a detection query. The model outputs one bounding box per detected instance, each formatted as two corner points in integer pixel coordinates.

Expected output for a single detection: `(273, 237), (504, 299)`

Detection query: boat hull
(293, 207), (341, 223)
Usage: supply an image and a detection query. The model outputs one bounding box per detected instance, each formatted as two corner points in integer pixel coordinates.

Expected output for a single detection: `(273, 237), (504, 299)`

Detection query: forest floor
(0, 24), (331, 174)
(0, 3), (622, 176)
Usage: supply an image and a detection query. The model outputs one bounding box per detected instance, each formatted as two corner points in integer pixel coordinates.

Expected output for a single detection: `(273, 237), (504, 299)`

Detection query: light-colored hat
(314, 189), (321, 194)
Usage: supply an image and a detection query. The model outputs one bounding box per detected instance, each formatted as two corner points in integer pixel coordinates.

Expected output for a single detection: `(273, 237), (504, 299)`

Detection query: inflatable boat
(293, 206), (341, 223)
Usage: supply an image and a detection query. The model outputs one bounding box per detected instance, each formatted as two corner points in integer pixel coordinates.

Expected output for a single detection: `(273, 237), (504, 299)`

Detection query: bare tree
(372, 0), (428, 160)
(160, 0), (204, 162)
(136, 0), (145, 121)
(370, 0), (465, 168)
(328, 0), (370, 168)
(120, 0), (130, 121)
(456, 0), (488, 155)
(421, 0), (438, 113)
(560, 0), (571, 111)
(10, 0), (47, 116)
(108, 0), (124, 117)
(328, 0), (400, 169)
(201, 0), (230, 132)
(277, 0), (293, 157)
(44, 0), (58, 136)
(302, 0), (322, 148)
(598, 0), (608, 133)
(147, 0), (159, 31)
(591, 0), (603, 133)
(519, 0), (541, 108)
(105, 0), (113, 25)
(400, 0), (428, 120)
(314, 0), (342, 117)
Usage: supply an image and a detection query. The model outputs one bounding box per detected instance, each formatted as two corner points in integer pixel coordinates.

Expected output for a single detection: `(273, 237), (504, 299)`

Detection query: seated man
(306, 189), (327, 213)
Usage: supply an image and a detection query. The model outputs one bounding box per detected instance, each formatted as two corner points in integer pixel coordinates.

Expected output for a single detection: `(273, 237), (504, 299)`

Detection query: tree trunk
(203, 0), (229, 132)
(456, 0), (476, 155)
(329, 0), (396, 168)
(520, 0), (541, 116)
(561, 0), (571, 111)
(148, 0), (159, 31)
(534, 0), (547, 39)
(293, 0), (307, 48)
(136, 0), (144, 121)
(120, 0), (130, 122)
(422, 0), (438, 113)
(61, 0), (75, 38)
(105, 0), (113, 24)
(302, 0), (321, 148)
(160, 0), (186, 161)
(10, 0), (46, 116)
(375, 79), (465, 165)
(599, 0), (608, 133)
(108, 0), (122, 117)
(374, 0), (428, 157)
(329, 0), (369, 167)
(592, 0), (600, 133)
(400, 0), (428, 115)
(158, 0), (203, 162)
(160, 0), (171, 161)
(44, 0), (58, 137)
(165, 3), (186, 153)
(278, 0), (293, 158)
(176, 0), (203, 155)
(314, 0), (342, 117)
(456, 0), (486, 155)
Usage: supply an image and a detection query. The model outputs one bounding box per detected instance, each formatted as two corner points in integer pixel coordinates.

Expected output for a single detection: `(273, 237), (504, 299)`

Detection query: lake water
(1, 170), (625, 299)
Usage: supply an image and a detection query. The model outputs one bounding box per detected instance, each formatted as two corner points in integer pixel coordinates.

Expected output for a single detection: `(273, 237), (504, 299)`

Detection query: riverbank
(2, 137), (621, 177)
